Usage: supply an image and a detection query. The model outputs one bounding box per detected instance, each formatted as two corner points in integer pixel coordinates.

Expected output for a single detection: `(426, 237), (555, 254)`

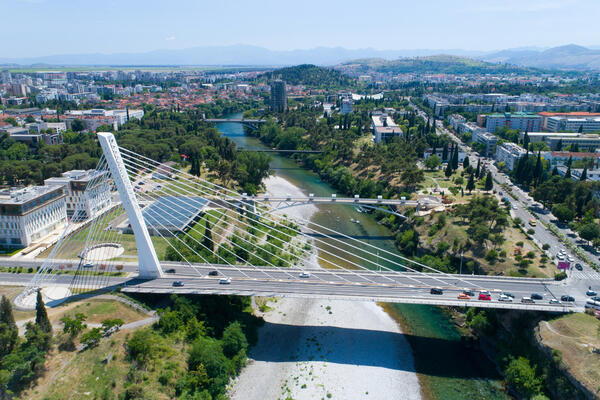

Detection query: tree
(555, 139), (563, 151)
(475, 158), (481, 178)
(442, 144), (449, 161)
(0, 295), (18, 357)
(523, 131), (530, 150)
(35, 290), (51, 333)
(452, 145), (459, 170)
(61, 313), (87, 337)
(552, 204), (575, 223)
(484, 171), (494, 191)
(101, 318), (124, 333)
(81, 327), (102, 348)
(444, 161), (453, 178)
(504, 357), (542, 398)
(579, 223), (600, 245)
(424, 155), (441, 170)
(581, 166), (588, 181)
(70, 119), (85, 132)
(221, 321), (248, 358)
(463, 155), (470, 169)
(466, 173), (475, 193)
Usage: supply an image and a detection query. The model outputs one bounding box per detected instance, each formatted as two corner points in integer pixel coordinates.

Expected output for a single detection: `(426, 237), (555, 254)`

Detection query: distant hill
(480, 44), (600, 71)
(259, 64), (353, 87)
(337, 55), (544, 76)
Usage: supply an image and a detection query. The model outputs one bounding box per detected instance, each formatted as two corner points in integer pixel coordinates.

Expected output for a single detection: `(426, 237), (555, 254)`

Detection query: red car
(478, 293), (491, 301)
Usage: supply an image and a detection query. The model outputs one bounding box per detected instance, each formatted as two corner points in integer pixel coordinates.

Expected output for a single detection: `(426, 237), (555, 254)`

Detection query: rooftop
(0, 186), (63, 205)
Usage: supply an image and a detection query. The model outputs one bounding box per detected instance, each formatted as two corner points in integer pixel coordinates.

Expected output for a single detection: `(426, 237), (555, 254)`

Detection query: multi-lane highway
(2, 258), (592, 312)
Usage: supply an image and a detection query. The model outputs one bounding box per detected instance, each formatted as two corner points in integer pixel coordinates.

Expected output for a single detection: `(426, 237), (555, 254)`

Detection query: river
(216, 113), (508, 400)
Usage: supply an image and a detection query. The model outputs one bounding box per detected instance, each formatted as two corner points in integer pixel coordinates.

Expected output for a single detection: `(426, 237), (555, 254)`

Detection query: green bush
(554, 272), (567, 281)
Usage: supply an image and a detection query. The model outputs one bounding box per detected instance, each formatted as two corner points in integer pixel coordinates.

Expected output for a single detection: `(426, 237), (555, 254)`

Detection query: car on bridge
(521, 297), (534, 304)
(457, 293), (470, 300)
(83, 263), (94, 268)
(462, 290), (475, 297)
(299, 272), (310, 278)
(172, 281), (184, 287)
(549, 299), (561, 305)
(531, 293), (543, 300)
(219, 277), (231, 285)
(498, 294), (512, 302)
(165, 268), (176, 274)
(208, 270), (219, 276)
(479, 293), (491, 301)
(502, 292), (515, 298)
(430, 288), (443, 295)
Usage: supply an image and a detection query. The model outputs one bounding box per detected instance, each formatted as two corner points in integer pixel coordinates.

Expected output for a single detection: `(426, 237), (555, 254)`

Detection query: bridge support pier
(97, 132), (163, 279)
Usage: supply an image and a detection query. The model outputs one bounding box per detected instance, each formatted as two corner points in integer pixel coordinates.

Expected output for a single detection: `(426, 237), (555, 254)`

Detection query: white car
(219, 277), (231, 285)
(556, 253), (565, 260)
(512, 204), (518, 210)
(299, 272), (310, 278)
(498, 294), (513, 302)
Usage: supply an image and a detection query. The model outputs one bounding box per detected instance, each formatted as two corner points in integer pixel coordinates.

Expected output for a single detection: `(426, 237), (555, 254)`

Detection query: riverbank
(228, 175), (421, 400)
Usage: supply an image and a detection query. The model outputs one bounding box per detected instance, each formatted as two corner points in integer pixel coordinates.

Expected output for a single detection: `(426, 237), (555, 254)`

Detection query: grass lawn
(538, 313), (600, 394)
(55, 299), (148, 325)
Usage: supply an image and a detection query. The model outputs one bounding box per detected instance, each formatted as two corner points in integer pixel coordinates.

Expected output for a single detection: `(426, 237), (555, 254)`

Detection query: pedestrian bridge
(203, 118), (266, 130)
(15, 132), (594, 313)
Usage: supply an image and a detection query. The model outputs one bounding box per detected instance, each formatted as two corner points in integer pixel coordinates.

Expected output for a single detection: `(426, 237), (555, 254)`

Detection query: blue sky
(3, 0), (599, 57)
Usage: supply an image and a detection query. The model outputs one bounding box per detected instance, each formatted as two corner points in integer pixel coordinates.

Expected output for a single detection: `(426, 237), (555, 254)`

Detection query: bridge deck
(239, 196), (441, 207)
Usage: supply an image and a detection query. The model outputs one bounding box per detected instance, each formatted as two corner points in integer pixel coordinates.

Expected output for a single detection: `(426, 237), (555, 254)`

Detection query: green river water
(216, 113), (509, 400)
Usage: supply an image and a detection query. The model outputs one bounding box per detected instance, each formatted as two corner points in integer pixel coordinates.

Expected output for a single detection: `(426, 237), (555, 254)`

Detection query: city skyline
(4, 0), (600, 58)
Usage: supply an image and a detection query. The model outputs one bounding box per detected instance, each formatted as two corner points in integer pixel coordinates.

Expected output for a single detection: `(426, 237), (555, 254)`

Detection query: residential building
(484, 112), (542, 133)
(546, 116), (600, 133)
(556, 165), (600, 182)
(495, 142), (527, 171)
(63, 108), (144, 131)
(544, 135), (600, 151)
(371, 112), (403, 143)
(270, 80), (287, 112)
(44, 169), (111, 220)
(473, 130), (498, 157)
(0, 186), (66, 248)
(539, 112), (600, 130)
(519, 131), (580, 143)
(543, 152), (600, 169)
(448, 114), (466, 130)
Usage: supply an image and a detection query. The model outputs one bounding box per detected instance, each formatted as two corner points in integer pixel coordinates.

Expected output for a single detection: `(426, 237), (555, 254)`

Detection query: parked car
(219, 278), (231, 285)
(479, 293), (491, 301)
(575, 263), (583, 271)
(165, 268), (176, 274)
(498, 294), (512, 302)
(208, 270), (219, 276)
(531, 293), (543, 300)
(556, 254), (565, 260)
(586, 289), (598, 296)
(521, 297), (535, 304)
(560, 295), (575, 302)
(430, 288), (443, 295)
(172, 281), (184, 287)
(299, 272), (310, 278)
(83, 263), (94, 268)
(457, 293), (470, 300)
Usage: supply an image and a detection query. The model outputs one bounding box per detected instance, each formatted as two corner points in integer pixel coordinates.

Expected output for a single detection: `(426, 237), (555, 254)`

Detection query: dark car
(531, 293), (543, 300)
(575, 263), (583, 271)
(586, 289), (598, 296)
(591, 296), (600, 302)
(165, 268), (176, 274)
(502, 292), (515, 298)
(430, 288), (443, 295)
(208, 270), (219, 276)
(561, 295), (575, 302)
(172, 281), (184, 287)
(462, 290), (475, 296)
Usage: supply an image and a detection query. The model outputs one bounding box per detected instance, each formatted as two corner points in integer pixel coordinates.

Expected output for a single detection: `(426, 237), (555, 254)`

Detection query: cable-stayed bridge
(14, 132), (596, 312)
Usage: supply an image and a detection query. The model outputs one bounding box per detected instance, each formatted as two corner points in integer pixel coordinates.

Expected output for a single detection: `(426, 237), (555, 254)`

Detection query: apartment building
(546, 116), (600, 133)
(495, 142), (527, 171)
(484, 112), (542, 133)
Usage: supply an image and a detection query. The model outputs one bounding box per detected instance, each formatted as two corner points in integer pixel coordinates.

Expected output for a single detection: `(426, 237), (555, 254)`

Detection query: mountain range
(1, 44), (600, 71)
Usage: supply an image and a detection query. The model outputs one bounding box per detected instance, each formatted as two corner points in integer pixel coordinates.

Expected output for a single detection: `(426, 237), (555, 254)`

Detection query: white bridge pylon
(97, 132), (163, 279)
